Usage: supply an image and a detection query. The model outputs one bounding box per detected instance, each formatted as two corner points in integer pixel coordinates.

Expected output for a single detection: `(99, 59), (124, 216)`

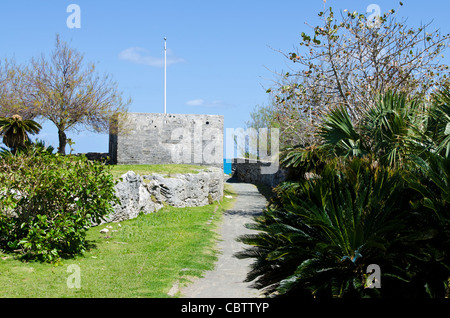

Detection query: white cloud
(185, 99), (205, 106)
(118, 47), (184, 67)
(185, 99), (230, 108)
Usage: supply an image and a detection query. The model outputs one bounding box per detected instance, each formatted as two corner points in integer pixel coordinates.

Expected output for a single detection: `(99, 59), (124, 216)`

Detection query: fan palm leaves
(318, 105), (367, 158)
(238, 88), (450, 298)
(236, 157), (410, 297)
(362, 92), (422, 167)
(279, 144), (329, 181)
(424, 88), (450, 157)
(282, 91), (422, 174)
(318, 91), (421, 168)
(0, 114), (41, 153)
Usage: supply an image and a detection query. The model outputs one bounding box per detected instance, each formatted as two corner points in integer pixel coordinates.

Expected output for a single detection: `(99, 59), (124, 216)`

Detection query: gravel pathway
(180, 178), (267, 298)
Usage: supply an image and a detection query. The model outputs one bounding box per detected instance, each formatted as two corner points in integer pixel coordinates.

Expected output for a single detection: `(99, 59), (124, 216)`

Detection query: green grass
(0, 185), (236, 298)
(110, 164), (207, 179)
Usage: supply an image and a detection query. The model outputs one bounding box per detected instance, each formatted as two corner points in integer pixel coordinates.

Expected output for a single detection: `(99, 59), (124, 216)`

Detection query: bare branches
(259, 3), (450, 147)
(26, 35), (131, 153)
(0, 59), (37, 119)
(0, 35), (131, 154)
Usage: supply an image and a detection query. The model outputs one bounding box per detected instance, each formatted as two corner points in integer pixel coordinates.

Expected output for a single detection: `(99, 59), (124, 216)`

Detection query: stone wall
(231, 159), (286, 188)
(105, 167), (224, 223)
(83, 152), (110, 162)
(109, 113), (224, 169)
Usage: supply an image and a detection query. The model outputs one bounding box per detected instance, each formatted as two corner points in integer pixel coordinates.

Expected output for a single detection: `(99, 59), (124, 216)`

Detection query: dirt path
(180, 179), (267, 298)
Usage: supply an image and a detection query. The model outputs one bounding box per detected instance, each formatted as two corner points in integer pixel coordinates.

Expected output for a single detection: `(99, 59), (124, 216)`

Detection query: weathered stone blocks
(106, 168), (224, 223)
(109, 113), (224, 169)
(231, 159), (286, 188)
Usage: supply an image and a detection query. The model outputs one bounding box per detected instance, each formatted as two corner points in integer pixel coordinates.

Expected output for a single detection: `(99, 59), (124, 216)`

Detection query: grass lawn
(110, 164), (207, 179)
(0, 185), (236, 298)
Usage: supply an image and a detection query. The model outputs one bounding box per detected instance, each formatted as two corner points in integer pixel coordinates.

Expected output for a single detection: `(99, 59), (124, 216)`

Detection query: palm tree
(422, 88), (450, 158)
(317, 91), (422, 168)
(243, 90), (450, 298)
(236, 157), (413, 297)
(319, 105), (367, 159)
(0, 114), (42, 154)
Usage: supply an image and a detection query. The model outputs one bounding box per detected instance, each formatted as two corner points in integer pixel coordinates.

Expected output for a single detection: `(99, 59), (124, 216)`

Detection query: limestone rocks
(106, 170), (162, 223)
(144, 169), (223, 208)
(106, 168), (224, 223)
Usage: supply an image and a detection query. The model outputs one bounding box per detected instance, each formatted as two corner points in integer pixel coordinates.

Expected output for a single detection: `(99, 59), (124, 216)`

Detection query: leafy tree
(0, 114), (42, 154)
(253, 2), (450, 146)
(26, 35), (131, 154)
(238, 1), (450, 299)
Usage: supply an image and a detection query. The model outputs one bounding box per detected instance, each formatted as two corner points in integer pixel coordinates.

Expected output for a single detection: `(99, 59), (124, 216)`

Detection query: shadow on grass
(1, 239), (98, 264)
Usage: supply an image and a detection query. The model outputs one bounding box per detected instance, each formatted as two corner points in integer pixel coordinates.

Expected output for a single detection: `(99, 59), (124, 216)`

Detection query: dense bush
(237, 158), (407, 297)
(0, 150), (119, 262)
(236, 90), (450, 298)
(237, 156), (450, 298)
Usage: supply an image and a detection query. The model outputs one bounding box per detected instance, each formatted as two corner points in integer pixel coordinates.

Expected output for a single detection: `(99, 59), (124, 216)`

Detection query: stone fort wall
(109, 113), (224, 168)
(231, 159), (286, 188)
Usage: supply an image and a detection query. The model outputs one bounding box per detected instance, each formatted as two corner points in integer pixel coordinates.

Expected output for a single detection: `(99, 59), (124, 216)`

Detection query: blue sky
(1, 0), (449, 154)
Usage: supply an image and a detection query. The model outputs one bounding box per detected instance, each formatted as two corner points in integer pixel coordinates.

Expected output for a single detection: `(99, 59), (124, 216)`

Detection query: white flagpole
(164, 37), (167, 114)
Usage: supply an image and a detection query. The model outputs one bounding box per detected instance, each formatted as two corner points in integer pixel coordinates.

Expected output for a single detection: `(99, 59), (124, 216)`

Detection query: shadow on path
(180, 178), (268, 298)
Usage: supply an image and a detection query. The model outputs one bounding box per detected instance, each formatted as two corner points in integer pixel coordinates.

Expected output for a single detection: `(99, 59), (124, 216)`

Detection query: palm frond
(319, 106), (365, 158)
(0, 115), (42, 152)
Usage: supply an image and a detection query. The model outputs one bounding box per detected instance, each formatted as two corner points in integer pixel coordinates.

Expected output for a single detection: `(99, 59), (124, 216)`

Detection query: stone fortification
(109, 113), (224, 169)
(231, 159), (286, 188)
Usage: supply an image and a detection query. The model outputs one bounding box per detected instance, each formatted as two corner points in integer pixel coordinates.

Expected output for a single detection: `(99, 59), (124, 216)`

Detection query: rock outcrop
(106, 168), (224, 223)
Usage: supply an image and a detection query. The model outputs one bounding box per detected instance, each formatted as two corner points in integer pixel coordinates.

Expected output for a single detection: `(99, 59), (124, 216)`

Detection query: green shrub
(236, 156), (450, 298)
(0, 152), (119, 262)
(236, 157), (411, 297)
(239, 89), (450, 298)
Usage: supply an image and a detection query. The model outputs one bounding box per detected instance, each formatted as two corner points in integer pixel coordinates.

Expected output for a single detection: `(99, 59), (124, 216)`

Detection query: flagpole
(164, 37), (167, 114)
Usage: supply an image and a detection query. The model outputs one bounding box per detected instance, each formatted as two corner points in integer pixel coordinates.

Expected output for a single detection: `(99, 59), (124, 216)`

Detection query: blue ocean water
(223, 159), (232, 175)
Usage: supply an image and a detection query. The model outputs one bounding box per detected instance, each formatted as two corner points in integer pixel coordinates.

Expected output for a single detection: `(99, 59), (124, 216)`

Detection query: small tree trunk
(58, 129), (67, 155)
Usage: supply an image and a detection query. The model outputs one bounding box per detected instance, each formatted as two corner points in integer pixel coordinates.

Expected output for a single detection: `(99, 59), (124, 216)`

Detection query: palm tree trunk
(58, 129), (67, 155)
